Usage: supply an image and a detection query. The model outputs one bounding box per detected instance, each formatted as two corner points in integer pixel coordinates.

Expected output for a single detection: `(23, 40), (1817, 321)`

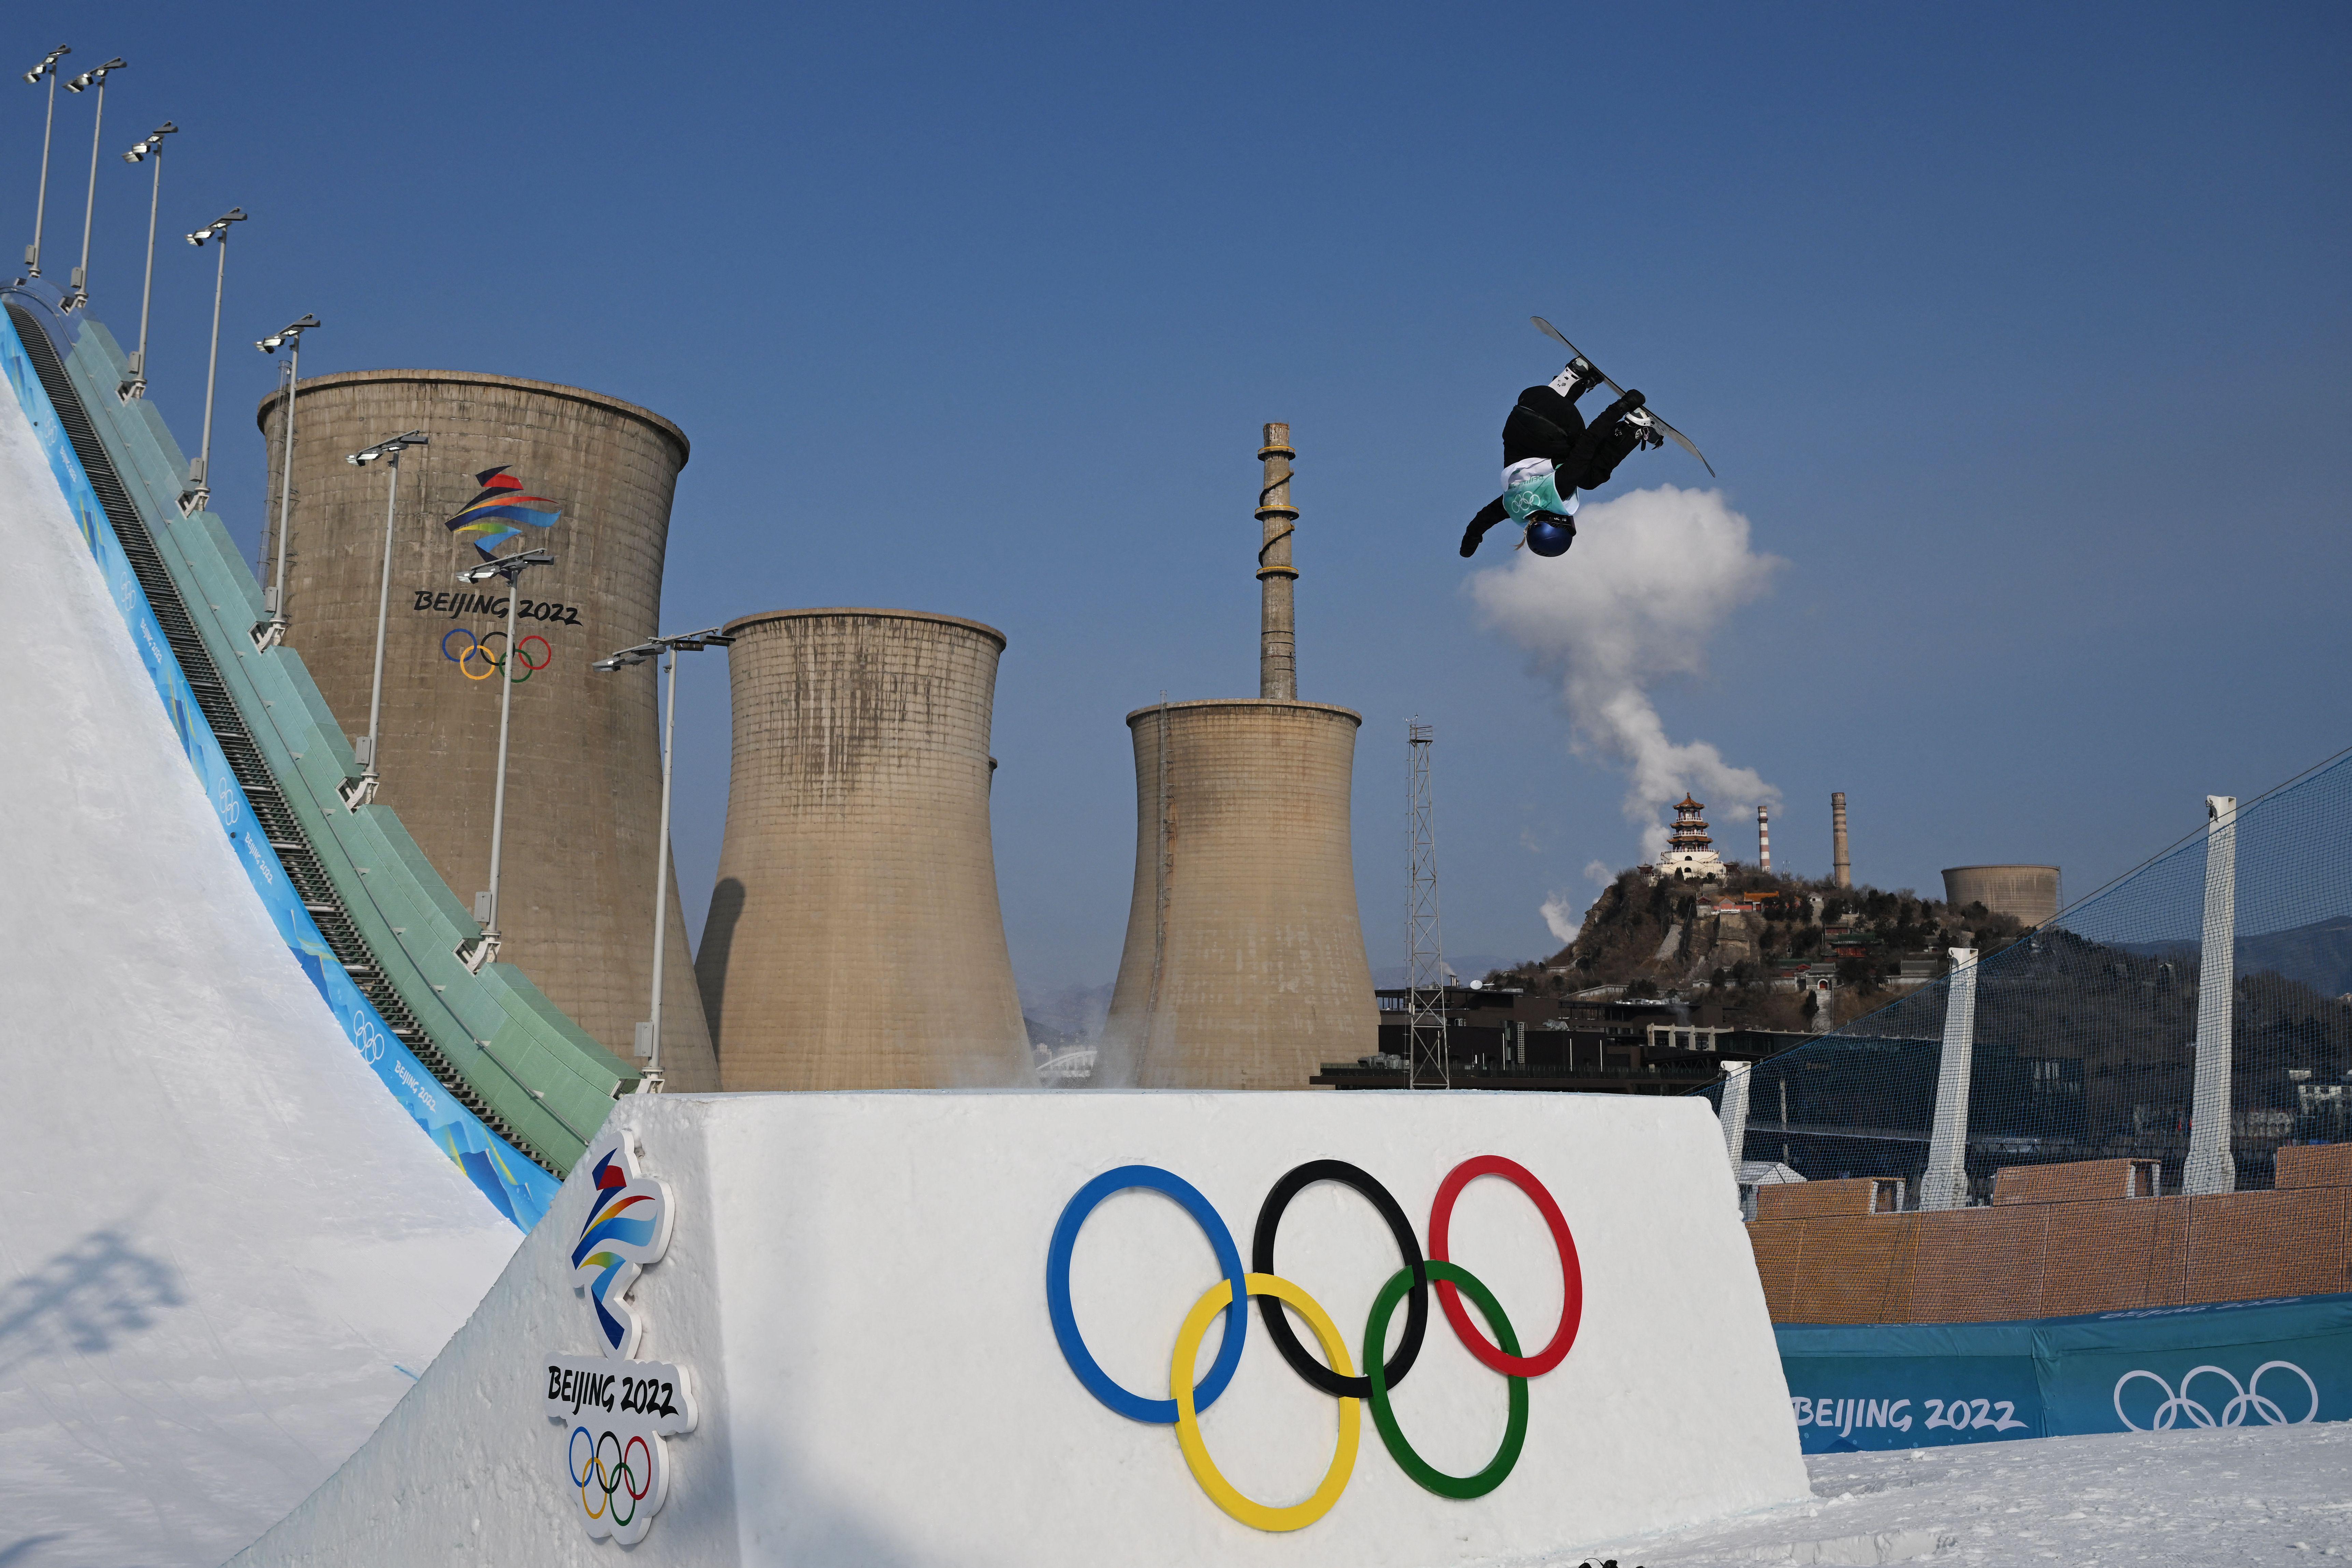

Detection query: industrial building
(256, 369), (718, 1089)
(1942, 864), (2062, 928)
(1097, 424), (1379, 1087)
(1315, 985), (1805, 1092)
(694, 608), (1033, 1090)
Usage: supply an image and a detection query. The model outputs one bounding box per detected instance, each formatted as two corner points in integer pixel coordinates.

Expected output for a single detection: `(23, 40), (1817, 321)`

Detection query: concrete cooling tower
(694, 608), (1033, 1090)
(1942, 864), (2061, 928)
(257, 370), (717, 1089)
(1098, 423), (1378, 1088)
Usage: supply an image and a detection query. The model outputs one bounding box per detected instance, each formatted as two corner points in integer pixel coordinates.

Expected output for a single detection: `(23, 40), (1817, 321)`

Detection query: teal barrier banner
(1, 304), (556, 1230)
(1777, 1292), (2352, 1451)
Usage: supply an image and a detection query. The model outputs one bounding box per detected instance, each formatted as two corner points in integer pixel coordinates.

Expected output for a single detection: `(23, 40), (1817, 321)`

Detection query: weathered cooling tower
(693, 608), (1032, 1090)
(1942, 865), (2061, 928)
(257, 370), (717, 1089)
(1098, 423), (1378, 1088)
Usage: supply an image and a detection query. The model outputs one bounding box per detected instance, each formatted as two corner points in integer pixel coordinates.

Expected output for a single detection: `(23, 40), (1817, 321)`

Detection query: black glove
(1610, 388), (1645, 415)
(1460, 521), (1486, 557)
(1461, 496), (1510, 557)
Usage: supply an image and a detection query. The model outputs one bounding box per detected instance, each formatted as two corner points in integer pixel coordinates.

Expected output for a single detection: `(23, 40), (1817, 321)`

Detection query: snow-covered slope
(0, 377), (518, 1566)
(1572, 1422), (2352, 1566)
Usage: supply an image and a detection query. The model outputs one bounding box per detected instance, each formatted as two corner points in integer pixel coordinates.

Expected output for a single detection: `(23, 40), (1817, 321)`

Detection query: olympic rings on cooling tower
(1046, 1156), (1583, 1531)
(569, 1426), (653, 1526)
(441, 627), (552, 683)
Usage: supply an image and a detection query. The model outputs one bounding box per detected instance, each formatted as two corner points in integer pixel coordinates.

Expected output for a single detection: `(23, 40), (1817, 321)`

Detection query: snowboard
(1530, 316), (1715, 477)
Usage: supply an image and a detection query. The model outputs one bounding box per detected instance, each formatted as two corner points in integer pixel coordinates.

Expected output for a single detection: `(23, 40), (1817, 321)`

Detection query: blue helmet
(1525, 516), (1575, 557)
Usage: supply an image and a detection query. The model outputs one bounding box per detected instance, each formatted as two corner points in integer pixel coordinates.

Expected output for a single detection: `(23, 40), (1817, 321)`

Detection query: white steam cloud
(1471, 485), (1784, 865)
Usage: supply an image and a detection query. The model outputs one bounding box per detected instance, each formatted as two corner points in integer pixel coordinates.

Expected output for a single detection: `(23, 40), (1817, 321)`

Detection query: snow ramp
(237, 1091), (1808, 1567)
(0, 323), (521, 1564)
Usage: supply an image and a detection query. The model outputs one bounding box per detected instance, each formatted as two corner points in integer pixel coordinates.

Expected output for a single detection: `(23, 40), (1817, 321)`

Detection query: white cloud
(1541, 893), (1581, 945)
(1469, 485), (1784, 863)
(1584, 858), (1615, 886)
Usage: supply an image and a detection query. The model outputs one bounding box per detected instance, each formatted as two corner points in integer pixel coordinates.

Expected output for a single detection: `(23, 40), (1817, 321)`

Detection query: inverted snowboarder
(1459, 318), (1714, 558)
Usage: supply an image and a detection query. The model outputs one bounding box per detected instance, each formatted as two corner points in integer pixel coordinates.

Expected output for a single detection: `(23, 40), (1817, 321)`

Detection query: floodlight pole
(23, 47), (67, 277)
(119, 124), (174, 400)
(643, 645), (683, 1091)
(254, 320), (316, 648)
(456, 551), (554, 974)
(180, 222), (231, 513)
(339, 433), (426, 811)
(593, 625), (733, 1091)
(64, 60), (122, 309)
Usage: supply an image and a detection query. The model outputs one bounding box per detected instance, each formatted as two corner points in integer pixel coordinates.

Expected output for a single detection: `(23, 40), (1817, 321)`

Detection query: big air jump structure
(694, 608), (1033, 1089)
(257, 371), (717, 1089)
(1101, 424), (1379, 1087)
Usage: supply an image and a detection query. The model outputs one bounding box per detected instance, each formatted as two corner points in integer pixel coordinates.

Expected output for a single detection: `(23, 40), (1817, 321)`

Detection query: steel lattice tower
(1407, 721), (1448, 1088)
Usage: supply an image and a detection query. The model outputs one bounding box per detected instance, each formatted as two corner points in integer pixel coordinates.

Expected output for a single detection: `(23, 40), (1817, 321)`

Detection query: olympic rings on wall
(1046, 1165), (1250, 1424)
(1428, 1155), (1583, 1377)
(1253, 1159), (1427, 1399)
(569, 1426), (653, 1527)
(2113, 1361), (2319, 1431)
(1173, 1274), (1361, 1532)
(442, 627), (552, 684)
(1047, 1156), (1582, 1531)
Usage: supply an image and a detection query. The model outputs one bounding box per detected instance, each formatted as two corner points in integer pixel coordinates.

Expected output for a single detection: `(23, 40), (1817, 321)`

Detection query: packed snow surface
(1559, 1422), (2352, 1566)
(0, 361), (518, 1565)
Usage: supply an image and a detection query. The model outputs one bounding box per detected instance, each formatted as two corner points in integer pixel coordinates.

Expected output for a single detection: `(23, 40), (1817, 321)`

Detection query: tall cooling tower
(1942, 864), (2061, 928)
(694, 608), (1033, 1089)
(257, 370), (717, 1089)
(1098, 423), (1378, 1088)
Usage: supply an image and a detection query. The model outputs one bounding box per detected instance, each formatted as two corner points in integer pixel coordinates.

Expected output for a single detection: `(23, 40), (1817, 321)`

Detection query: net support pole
(1919, 947), (1980, 1210)
(1718, 1060), (1752, 1175)
(2184, 794), (2239, 1196)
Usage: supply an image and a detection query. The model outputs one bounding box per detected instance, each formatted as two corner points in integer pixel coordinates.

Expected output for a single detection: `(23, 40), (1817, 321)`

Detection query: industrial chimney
(1757, 804), (1771, 872)
(693, 608), (1033, 1090)
(258, 369), (716, 1089)
(1098, 424), (1378, 1088)
(1831, 792), (1851, 889)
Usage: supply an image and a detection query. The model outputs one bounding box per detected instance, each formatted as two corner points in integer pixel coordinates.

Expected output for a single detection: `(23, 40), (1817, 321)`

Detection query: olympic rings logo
(567, 1426), (653, 1527)
(442, 627), (551, 684)
(2113, 1361), (2318, 1432)
(1047, 1156), (1582, 1533)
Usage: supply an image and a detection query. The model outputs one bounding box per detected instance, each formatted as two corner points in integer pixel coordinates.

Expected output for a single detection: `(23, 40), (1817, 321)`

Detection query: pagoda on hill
(1659, 794), (1725, 883)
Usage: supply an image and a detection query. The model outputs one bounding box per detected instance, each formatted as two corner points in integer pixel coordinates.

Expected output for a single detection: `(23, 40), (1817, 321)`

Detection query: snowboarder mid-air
(1458, 359), (1654, 558)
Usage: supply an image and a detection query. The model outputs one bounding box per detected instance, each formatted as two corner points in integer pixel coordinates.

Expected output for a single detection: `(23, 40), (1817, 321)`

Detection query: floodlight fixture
(185, 207), (243, 246)
(256, 313), (319, 353)
(59, 57), (125, 309)
(592, 622), (737, 1090)
(20, 45), (69, 275)
(452, 548), (560, 975)
(177, 209), (245, 514)
(122, 121), (175, 162)
(116, 123), (180, 401)
(22, 45), (70, 86)
(63, 57), (123, 92)
(347, 430), (425, 466)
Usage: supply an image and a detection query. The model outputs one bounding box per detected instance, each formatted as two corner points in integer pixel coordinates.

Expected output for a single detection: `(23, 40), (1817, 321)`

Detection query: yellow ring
(1171, 1271), (1360, 1532)
(459, 642), (499, 680)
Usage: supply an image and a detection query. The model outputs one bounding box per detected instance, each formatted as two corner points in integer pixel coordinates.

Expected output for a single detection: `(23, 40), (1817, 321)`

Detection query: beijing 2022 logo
(1048, 1156), (1581, 1533)
(541, 1130), (699, 1546)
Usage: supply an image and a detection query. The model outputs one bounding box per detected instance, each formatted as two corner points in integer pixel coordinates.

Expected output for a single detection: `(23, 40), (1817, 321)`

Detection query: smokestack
(1831, 792), (1851, 889)
(1757, 804), (1771, 872)
(1256, 422), (1297, 701)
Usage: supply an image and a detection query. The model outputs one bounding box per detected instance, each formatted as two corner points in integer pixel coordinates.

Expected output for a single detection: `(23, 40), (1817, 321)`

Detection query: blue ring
(1047, 1164), (1248, 1424)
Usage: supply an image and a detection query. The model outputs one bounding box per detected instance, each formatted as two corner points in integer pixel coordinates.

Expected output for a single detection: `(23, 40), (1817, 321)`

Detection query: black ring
(1251, 1159), (1428, 1398)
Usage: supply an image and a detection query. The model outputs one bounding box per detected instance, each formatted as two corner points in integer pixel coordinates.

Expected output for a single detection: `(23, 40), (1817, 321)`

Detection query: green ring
(1362, 1260), (1528, 1499)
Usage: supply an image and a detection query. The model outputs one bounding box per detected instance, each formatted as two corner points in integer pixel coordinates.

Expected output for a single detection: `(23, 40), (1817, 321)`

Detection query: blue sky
(20, 1), (2349, 994)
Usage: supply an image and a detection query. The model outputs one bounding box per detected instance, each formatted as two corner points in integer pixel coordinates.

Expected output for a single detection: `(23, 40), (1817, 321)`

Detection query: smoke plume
(1470, 485), (1784, 868)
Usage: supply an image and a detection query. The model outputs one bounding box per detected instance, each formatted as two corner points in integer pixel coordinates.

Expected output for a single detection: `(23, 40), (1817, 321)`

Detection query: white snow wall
(238, 1091), (1808, 1567)
(0, 334), (520, 1565)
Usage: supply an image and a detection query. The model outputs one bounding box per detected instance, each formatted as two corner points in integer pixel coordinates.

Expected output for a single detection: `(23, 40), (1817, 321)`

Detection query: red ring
(622, 1435), (653, 1500)
(518, 634), (552, 672)
(1426, 1155), (1582, 1376)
